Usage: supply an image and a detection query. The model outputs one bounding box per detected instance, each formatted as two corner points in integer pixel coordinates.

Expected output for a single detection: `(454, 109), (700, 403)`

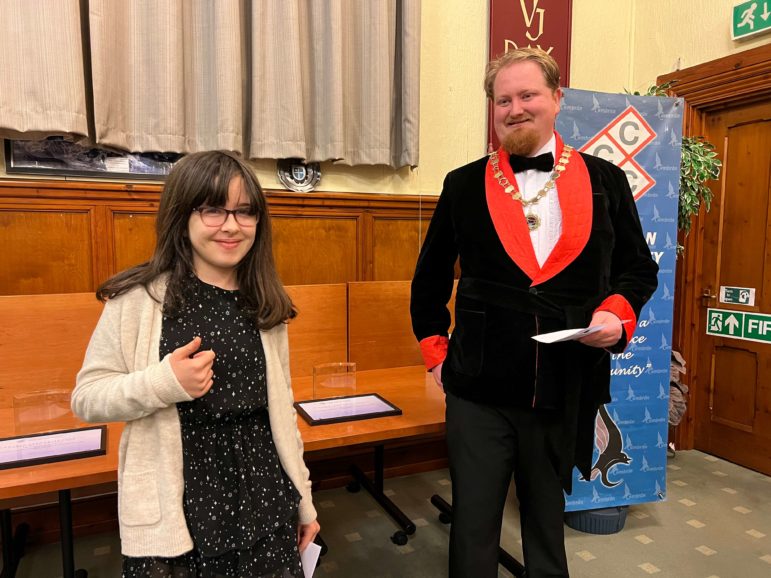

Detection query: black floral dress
(122, 277), (302, 578)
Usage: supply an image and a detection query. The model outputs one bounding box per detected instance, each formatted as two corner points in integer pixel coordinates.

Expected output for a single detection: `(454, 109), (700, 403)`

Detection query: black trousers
(445, 391), (569, 578)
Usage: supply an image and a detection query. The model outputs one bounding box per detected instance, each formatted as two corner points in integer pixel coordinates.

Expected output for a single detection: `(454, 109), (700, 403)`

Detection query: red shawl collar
(485, 132), (592, 286)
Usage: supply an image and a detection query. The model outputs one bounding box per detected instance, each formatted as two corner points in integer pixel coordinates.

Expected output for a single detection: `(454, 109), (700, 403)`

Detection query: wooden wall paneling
(0, 205), (95, 294)
(271, 213), (361, 285)
(371, 214), (432, 281)
(112, 209), (157, 276)
(0, 182), (438, 292)
(91, 205), (116, 291)
(360, 211), (375, 280)
(266, 191), (438, 284)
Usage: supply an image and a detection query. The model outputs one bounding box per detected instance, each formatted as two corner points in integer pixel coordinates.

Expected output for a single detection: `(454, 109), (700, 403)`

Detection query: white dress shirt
(513, 134), (562, 267)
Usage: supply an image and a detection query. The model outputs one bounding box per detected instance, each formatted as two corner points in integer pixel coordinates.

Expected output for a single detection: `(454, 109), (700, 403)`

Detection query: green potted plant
(677, 135), (721, 240)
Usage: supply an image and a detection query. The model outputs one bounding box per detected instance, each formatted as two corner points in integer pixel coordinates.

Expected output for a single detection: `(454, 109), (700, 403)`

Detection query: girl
(72, 151), (319, 577)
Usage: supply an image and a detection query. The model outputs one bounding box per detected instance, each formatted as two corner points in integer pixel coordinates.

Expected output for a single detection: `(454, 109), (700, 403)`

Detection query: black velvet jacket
(410, 151), (658, 490)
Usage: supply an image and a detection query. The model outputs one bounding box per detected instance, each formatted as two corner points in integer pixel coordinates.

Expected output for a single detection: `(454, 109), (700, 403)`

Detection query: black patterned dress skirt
(123, 277), (302, 578)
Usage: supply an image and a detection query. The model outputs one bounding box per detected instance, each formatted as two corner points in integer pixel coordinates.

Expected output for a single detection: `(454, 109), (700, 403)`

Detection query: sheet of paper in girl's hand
(301, 541), (322, 578)
(531, 325), (605, 344)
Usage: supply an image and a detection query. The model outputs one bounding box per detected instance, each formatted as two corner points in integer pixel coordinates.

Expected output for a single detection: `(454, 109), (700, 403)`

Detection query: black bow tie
(509, 152), (554, 173)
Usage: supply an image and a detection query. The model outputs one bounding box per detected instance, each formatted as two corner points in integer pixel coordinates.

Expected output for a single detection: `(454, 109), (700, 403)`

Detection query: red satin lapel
(485, 133), (593, 285)
(485, 153), (540, 280)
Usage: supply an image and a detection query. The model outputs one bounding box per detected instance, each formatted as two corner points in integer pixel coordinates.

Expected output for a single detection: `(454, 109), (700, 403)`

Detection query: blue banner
(556, 88), (682, 511)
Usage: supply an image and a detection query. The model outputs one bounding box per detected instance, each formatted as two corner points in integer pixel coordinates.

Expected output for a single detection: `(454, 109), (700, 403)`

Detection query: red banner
(488, 0), (573, 148)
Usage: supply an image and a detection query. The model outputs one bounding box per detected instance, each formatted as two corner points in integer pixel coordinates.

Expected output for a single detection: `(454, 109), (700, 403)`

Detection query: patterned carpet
(10, 450), (771, 578)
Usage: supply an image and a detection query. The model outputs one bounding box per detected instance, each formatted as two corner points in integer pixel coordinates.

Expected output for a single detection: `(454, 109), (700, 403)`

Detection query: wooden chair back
(0, 280), (444, 408)
(0, 293), (103, 409)
(348, 281), (418, 371)
(285, 283), (348, 378)
(348, 280), (458, 371)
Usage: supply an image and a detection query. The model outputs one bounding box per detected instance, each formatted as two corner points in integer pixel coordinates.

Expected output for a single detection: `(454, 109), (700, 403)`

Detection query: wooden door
(695, 99), (771, 474)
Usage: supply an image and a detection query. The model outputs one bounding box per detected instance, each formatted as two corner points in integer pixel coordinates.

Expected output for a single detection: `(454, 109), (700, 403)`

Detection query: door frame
(657, 44), (771, 450)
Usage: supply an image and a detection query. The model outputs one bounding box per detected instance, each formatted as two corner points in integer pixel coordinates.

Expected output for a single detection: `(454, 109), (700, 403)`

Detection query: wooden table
(0, 412), (122, 503)
(294, 365), (446, 545)
(0, 411), (122, 578)
(0, 366), (445, 573)
(294, 365), (445, 451)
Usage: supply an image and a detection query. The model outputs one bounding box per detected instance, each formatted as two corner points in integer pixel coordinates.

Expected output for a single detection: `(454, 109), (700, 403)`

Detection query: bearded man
(410, 48), (658, 578)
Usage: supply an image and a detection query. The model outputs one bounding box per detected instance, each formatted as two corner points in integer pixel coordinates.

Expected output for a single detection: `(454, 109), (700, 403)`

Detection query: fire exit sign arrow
(707, 308), (771, 344)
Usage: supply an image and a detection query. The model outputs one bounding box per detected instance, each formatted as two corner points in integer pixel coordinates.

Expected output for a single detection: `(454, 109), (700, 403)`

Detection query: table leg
(430, 494), (526, 577)
(349, 444), (416, 545)
(59, 490), (75, 578)
(1, 509), (13, 578)
(1, 509), (29, 578)
(58, 490), (88, 578)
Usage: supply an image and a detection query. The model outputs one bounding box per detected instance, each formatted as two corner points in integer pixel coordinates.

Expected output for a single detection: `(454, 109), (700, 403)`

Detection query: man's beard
(501, 125), (539, 156)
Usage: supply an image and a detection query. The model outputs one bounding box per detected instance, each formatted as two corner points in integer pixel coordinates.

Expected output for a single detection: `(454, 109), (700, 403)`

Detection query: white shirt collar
(529, 133), (556, 160)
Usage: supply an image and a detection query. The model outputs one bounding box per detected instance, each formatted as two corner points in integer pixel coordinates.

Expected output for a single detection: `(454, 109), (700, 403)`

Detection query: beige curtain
(89, 0), (244, 154)
(0, 0), (88, 141)
(250, 0), (420, 167)
(0, 0), (420, 168)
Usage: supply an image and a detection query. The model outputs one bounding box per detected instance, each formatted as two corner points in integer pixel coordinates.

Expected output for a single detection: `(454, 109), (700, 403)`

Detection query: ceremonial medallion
(526, 213), (541, 231)
(277, 158), (321, 192)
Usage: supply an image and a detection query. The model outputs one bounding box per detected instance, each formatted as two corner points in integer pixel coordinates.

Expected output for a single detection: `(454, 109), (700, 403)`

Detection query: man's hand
(578, 311), (623, 348)
(297, 519), (321, 552)
(430, 362), (444, 389)
(169, 336), (215, 398)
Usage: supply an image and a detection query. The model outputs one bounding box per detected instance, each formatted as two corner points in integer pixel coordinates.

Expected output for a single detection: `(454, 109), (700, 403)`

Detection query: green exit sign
(707, 308), (771, 344)
(732, 1), (771, 40)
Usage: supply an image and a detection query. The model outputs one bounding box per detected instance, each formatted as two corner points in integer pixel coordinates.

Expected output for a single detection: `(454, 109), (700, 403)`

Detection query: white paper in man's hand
(531, 325), (605, 344)
(301, 541), (322, 578)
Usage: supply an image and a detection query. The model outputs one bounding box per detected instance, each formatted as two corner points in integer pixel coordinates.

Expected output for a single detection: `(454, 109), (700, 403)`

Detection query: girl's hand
(169, 336), (215, 398)
(297, 519), (321, 552)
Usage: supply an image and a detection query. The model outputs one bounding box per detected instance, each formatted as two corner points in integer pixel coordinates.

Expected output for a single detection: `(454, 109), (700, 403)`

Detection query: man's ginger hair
(484, 48), (561, 99)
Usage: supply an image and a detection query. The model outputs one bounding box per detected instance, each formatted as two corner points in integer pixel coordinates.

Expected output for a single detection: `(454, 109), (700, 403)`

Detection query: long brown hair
(97, 151), (295, 329)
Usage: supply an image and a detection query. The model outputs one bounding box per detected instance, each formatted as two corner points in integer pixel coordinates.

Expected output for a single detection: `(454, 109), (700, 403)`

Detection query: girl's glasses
(193, 206), (258, 227)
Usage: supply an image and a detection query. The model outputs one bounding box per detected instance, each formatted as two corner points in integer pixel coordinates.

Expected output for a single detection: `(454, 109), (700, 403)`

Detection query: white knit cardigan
(71, 277), (317, 557)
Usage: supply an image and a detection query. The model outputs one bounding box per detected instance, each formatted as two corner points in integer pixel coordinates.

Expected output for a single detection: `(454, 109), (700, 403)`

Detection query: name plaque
(0, 426), (106, 470)
(295, 394), (402, 426)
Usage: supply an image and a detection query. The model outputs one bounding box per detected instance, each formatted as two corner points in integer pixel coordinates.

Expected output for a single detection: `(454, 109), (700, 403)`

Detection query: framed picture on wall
(4, 138), (182, 179)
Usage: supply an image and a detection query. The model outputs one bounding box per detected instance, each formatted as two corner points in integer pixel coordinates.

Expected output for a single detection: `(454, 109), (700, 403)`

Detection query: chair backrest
(348, 280), (419, 371)
(0, 293), (103, 408)
(0, 281), (445, 408)
(285, 283), (348, 378)
(348, 280), (458, 371)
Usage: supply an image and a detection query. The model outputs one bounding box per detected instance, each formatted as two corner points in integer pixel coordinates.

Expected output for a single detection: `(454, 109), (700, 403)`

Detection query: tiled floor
(9, 450), (771, 577)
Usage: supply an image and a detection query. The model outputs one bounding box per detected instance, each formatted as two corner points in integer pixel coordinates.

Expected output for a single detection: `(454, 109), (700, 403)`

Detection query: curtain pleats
(1, 0), (420, 168)
(249, 0), (420, 167)
(394, 0), (421, 168)
(0, 0), (88, 141)
(302, 1), (345, 162)
(249, 0), (307, 160)
(90, 0), (243, 154)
